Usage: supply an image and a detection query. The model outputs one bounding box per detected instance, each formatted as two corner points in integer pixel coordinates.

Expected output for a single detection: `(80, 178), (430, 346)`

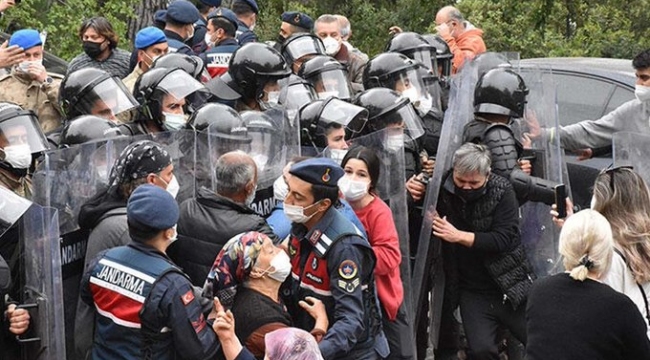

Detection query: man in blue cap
(189, 0), (221, 54)
(200, 7), (240, 78)
(282, 157), (389, 360)
(0, 29), (63, 133)
(122, 27), (169, 93)
(80, 184), (222, 359)
(278, 11), (313, 45)
(164, 0), (201, 55)
(231, 0), (258, 45)
(153, 9), (167, 30)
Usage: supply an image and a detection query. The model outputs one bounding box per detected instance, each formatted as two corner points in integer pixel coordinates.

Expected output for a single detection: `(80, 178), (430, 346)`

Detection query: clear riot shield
(208, 110), (290, 217)
(516, 68), (571, 276)
(411, 59), (478, 347)
(344, 127), (416, 356)
(613, 132), (650, 182)
(0, 186), (32, 238)
(17, 203), (65, 360)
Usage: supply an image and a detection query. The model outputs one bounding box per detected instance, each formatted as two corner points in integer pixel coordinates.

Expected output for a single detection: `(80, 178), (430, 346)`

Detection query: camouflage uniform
(0, 168), (32, 199)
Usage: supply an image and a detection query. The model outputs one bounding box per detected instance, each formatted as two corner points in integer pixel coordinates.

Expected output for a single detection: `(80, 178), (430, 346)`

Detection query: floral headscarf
(265, 327), (324, 360)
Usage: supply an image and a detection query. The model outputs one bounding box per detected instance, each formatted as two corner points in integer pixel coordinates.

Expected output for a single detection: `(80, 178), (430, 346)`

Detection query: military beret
(135, 27), (167, 50)
(281, 11), (313, 30)
(200, 0), (222, 6)
(207, 7), (239, 29)
(233, 0), (258, 14)
(154, 9), (168, 24)
(9, 29), (42, 50)
(127, 184), (179, 232)
(166, 0), (201, 24)
(289, 157), (344, 188)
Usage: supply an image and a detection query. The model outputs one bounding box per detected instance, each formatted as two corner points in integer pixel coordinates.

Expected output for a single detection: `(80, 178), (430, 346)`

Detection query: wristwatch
(41, 76), (53, 88)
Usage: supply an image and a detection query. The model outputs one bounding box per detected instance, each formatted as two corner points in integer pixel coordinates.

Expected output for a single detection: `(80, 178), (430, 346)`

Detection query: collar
(236, 19), (249, 29)
(217, 38), (239, 46)
(198, 186), (256, 214)
(301, 206), (337, 246)
(164, 29), (186, 43)
(132, 63), (145, 76)
(127, 241), (173, 261)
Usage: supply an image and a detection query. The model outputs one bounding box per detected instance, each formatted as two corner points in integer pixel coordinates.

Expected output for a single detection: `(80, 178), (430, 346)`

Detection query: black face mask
(83, 41), (104, 59)
(277, 34), (286, 45)
(454, 181), (488, 203)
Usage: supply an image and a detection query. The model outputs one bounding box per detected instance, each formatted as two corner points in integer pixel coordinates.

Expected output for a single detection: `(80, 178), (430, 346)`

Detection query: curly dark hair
(79, 17), (119, 49)
(632, 49), (650, 70)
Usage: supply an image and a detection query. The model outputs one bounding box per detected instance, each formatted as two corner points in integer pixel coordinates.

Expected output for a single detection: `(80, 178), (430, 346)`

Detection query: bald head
(215, 151), (257, 200)
(435, 6), (464, 25)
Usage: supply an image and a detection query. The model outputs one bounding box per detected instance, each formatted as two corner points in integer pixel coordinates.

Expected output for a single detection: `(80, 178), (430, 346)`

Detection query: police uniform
(282, 159), (388, 360)
(0, 72), (63, 133)
(233, 0), (258, 45)
(80, 185), (220, 360)
(200, 8), (240, 78)
(165, 1), (200, 55)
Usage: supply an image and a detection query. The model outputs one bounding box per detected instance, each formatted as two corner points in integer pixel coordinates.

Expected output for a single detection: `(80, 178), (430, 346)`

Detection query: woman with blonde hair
(526, 209), (650, 360)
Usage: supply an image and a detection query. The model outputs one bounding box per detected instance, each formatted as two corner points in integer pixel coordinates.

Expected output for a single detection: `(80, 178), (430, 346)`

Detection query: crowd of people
(1, 0), (650, 359)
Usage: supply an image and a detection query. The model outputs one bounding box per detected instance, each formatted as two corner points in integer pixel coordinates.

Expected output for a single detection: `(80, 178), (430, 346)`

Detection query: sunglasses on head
(602, 165), (634, 191)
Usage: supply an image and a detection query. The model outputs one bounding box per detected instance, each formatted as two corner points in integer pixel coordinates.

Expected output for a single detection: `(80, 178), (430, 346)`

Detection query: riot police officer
(386, 32), (438, 73)
(281, 33), (326, 74)
(279, 74), (318, 124)
(206, 42), (291, 112)
(121, 68), (205, 135)
(151, 52), (215, 109)
(59, 115), (124, 148)
(422, 34), (453, 110)
(298, 55), (355, 101)
(282, 157), (388, 360)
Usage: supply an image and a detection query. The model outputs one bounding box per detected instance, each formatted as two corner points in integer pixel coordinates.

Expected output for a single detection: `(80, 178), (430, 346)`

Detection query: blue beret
(135, 27), (167, 50)
(166, 0), (201, 24)
(154, 9), (168, 24)
(207, 7), (238, 29)
(9, 29), (42, 50)
(289, 158), (344, 188)
(127, 184), (179, 231)
(200, 0), (221, 6)
(281, 12), (313, 30)
(233, 0), (258, 14)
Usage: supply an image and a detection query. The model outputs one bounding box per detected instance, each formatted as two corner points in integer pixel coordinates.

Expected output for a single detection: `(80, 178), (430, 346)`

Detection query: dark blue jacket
(200, 38), (240, 78)
(235, 19), (257, 45)
(164, 30), (194, 55)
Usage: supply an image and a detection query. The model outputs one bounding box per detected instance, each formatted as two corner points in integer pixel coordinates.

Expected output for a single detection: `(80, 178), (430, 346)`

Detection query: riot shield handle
(15, 293), (49, 352)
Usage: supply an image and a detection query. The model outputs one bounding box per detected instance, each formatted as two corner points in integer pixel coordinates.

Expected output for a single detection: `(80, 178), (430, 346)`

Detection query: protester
(434, 6), (486, 73)
(526, 209), (650, 359)
(335, 15), (368, 62)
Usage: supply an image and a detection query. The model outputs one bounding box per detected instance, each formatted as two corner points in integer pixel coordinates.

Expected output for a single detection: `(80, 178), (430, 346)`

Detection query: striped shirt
(66, 48), (132, 79)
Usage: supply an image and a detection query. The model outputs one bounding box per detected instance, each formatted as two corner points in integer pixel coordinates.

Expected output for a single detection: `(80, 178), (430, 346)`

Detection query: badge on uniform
(312, 257), (318, 270)
(338, 278), (360, 293)
(309, 230), (322, 245)
(181, 289), (195, 306)
(338, 260), (358, 280)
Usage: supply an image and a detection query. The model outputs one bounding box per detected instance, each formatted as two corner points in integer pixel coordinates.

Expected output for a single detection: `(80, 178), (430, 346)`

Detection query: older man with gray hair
(431, 142), (534, 360)
(335, 14), (368, 62)
(169, 150), (278, 286)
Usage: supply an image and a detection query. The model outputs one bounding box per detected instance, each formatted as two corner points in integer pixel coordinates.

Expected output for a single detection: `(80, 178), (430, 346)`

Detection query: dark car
(515, 57), (636, 208)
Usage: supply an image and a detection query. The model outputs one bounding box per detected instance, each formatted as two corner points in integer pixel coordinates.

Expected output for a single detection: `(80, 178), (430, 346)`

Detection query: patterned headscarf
(108, 140), (171, 188)
(265, 327), (324, 360)
(202, 231), (268, 307)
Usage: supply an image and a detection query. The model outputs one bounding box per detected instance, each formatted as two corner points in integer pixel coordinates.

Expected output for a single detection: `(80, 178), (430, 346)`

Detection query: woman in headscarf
(74, 140), (179, 358)
(204, 231), (328, 359)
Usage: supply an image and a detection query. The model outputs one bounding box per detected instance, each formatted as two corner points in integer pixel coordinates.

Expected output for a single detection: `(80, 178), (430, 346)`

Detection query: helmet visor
(78, 77), (139, 118)
(158, 69), (206, 100)
(383, 102), (424, 140)
(279, 82), (317, 112)
(283, 36), (326, 63)
(319, 98), (368, 136)
(409, 48), (436, 72)
(0, 112), (50, 153)
(310, 69), (353, 101)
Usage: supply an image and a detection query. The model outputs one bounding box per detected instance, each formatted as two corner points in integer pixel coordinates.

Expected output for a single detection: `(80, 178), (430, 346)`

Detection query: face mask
(277, 34), (286, 44)
(455, 183), (487, 203)
(204, 33), (213, 47)
(284, 201), (320, 224)
(329, 149), (348, 165)
(273, 176), (288, 201)
(249, 22), (256, 31)
(18, 59), (42, 72)
(635, 85), (650, 102)
(168, 225), (178, 243)
(162, 112), (187, 131)
(416, 95), (434, 116)
(402, 87), (420, 105)
(338, 175), (369, 202)
(322, 37), (341, 56)
(186, 25), (195, 41)
(143, 52), (161, 67)
(2, 144), (32, 169)
(245, 184), (257, 206)
(264, 251), (292, 282)
(386, 134), (404, 152)
(259, 91), (280, 110)
(318, 90), (339, 100)
(158, 174), (180, 199)
(82, 41), (105, 59)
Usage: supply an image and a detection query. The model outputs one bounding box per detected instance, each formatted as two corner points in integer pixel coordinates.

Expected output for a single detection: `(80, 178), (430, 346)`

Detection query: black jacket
(168, 187), (278, 286)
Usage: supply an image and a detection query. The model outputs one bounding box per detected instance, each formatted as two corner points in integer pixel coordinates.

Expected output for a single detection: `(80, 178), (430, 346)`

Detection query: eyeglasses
(602, 165), (634, 191)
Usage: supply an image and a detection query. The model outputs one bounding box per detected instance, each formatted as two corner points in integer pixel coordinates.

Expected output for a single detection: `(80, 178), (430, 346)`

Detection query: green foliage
(2, 0), (649, 61)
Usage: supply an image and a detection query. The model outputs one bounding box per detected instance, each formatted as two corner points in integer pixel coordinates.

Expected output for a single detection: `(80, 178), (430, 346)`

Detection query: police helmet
(187, 103), (242, 133)
(298, 98), (368, 149)
(354, 88), (424, 139)
(472, 52), (511, 79)
(474, 68), (528, 118)
(59, 68), (139, 120)
(281, 33), (326, 64)
(152, 52), (211, 83)
(298, 55), (353, 101)
(363, 52), (421, 90)
(59, 115), (124, 147)
(386, 32), (438, 72)
(422, 34), (453, 78)
(133, 68), (204, 125)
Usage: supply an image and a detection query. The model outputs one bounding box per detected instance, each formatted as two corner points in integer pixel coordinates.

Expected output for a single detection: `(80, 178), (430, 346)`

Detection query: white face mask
(264, 251), (292, 283)
(635, 84), (650, 102)
(245, 184), (257, 206)
(329, 149), (348, 165)
(3, 144), (32, 169)
(273, 176), (288, 201)
(249, 22), (256, 31)
(204, 33), (214, 47)
(186, 25), (195, 41)
(260, 91), (280, 110)
(18, 59), (42, 72)
(402, 87), (420, 105)
(386, 133), (404, 152)
(166, 175), (180, 199)
(416, 95), (434, 116)
(283, 201), (320, 224)
(338, 175), (369, 202)
(162, 112), (186, 131)
(318, 90), (339, 100)
(322, 36), (341, 56)
(169, 224), (178, 243)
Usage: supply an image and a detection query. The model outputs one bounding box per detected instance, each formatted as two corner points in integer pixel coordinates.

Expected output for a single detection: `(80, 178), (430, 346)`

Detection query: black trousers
(459, 290), (527, 360)
(382, 303), (415, 360)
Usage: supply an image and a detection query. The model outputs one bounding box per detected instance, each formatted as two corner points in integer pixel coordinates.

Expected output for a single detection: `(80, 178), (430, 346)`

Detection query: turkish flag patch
(181, 289), (195, 306)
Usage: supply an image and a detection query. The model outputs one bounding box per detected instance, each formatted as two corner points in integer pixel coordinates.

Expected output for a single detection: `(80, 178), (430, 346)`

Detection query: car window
(552, 73), (614, 126)
(604, 86), (635, 116)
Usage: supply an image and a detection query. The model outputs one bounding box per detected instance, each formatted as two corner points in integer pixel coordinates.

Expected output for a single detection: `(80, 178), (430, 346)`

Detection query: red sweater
(353, 196), (403, 320)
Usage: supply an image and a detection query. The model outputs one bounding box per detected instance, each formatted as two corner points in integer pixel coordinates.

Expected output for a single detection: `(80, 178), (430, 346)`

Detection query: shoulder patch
(181, 289), (195, 306)
(338, 278), (360, 293)
(338, 260), (358, 280)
